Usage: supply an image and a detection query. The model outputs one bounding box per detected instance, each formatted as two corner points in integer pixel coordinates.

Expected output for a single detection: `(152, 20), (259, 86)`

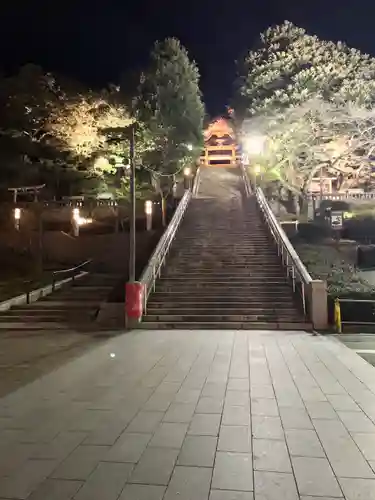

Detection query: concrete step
(64, 286), (113, 291)
(25, 301), (101, 308)
(0, 322), (71, 330)
(146, 305), (299, 313)
(161, 273), (287, 279)
(43, 294), (108, 301)
(0, 313), (96, 322)
(158, 276), (287, 283)
(147, 300), (297, 308)
(144, 314), (305, 322)
(156, 283), (290, 291)
(1, 308), (95, 317)
(139, 321), (311, 330)
(152, 290), (293, 298)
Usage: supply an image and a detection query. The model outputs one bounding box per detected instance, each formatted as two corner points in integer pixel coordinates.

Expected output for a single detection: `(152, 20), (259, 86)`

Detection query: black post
(129, 125), (136, 282)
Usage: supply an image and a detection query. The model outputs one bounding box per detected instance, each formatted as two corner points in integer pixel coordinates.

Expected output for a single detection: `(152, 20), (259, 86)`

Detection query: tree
(135, 37), (204, 223)
(0, 66), (137, 196)
(235, 21), (375, 118)
(245, 98), (375, 213)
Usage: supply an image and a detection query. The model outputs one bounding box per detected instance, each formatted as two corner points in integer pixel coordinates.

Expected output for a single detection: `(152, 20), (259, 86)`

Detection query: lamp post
(244, 135), (266, 156)
(72, 207), (80, 237)
(145, 200), (153, 231)
(129, 124), (136, 282)
(184, 167), (192, 190)
(14, 208), (21, 231)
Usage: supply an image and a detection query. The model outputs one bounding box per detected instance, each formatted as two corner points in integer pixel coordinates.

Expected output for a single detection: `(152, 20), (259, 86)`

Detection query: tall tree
(235, 21), (375, 118)
(136, 37), (204, 223)
(246, 98), (375, 213)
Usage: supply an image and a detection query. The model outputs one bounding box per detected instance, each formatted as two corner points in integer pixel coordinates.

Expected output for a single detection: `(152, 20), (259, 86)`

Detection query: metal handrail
(192, 167), (201, 195)
(334, 297), (375, 333)
(239, 163), (312, 316)
(240, 164), (252, 197)
(256, 187), (312, 314)
(52, 259), (92, 291)
(140, 190), (192, 313)
(22, 259), (92, 304)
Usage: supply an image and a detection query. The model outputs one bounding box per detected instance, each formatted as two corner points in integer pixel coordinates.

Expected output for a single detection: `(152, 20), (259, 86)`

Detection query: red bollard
(125, 282), (144, 328)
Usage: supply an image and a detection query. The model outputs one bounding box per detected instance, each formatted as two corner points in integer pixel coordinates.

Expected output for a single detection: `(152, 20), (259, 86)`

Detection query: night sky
(1, 0), (375, 115)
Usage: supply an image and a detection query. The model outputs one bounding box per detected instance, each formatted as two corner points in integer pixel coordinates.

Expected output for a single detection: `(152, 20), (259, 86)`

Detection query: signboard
(331, 211), (343, 229)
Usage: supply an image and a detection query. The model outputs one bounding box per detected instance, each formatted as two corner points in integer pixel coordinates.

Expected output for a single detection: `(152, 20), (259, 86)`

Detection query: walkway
(1, 330), (375, 499)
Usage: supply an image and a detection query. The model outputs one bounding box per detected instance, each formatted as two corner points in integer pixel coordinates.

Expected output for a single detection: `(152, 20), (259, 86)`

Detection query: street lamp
(144, 200), (153, 231)
(244, 135), (266, 156)
(14, 208), (21, 231)
(184, 167), (192, 190)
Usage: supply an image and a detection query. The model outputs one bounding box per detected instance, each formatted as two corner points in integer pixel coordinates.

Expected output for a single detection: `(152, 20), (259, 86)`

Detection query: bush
(295, 242), (375, 297)
(296, 222), (331, 243)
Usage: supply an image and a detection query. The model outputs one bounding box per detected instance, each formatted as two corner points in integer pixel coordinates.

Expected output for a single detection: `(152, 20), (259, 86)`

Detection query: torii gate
(8, 185), (45, 203)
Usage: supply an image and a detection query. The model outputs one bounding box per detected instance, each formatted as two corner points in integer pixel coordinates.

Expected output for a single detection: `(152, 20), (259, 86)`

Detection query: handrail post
(308, 280), (328, 330)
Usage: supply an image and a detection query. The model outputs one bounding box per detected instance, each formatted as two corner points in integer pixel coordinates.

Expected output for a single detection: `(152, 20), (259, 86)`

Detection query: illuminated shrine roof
(204, 118), (235, 143)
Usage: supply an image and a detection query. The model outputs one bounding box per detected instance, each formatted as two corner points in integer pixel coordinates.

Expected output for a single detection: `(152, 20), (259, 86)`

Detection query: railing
(307, 192), (375, 201)
(23, 259), (92, 304)
(140, 189), (192, 314)
(52, 259), (92, 292)
(334, 298), (375, 333)
(239, 163), (313, 318)
(240, 164), (252, 197)
(256, 188), (313, 316)
(192, 167), (201, 196)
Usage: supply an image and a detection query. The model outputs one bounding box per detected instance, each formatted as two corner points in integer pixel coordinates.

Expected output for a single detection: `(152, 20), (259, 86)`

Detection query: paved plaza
(1, 330), (375, 499)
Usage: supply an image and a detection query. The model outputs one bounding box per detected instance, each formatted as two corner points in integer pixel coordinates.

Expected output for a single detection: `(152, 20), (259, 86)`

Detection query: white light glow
(184, 167), (191, 176)
(14, 208), (21, 220)
(254, 165), (261, 174)
(145, 200), (153, 215)
(245, 135), (266, 155)
(110, 353), (116, 358)
(186, 143), (193, 151)
(76, 217), (93, 226)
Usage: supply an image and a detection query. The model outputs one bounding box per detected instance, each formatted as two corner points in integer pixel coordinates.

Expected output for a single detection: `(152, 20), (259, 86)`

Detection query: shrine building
(201, 118), (239, 167)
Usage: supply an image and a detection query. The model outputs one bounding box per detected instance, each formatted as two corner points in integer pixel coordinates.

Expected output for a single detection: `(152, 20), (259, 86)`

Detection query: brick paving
(1, 329), (375, 499)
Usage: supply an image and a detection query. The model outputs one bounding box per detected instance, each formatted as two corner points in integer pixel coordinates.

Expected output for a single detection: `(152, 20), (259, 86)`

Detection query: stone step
(64, 285), (113, 291)
(161, 272), (286, 279)
(23, 301), (101, 308)
(158, 276), (286, 282)
(170, 251), (277, 256)
(139, 321), (310, 330)
(147, 300), (296, 308)
(166, 264), (283, 272)
(2, 308), (95, 317)
(44, 294), (108, 301)
(152, 290), (293, 297)
(147, 302), (296, 314)
(0, 313), (95, 322)
(144, 313), (304, 322)
(156, 282), (290, 290)
(0, 322), (71, 330)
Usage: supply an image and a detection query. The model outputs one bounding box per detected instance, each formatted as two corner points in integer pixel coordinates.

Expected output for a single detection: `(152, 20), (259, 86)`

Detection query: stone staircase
(141, 166), (310, 330)
(0, 273), (118, 332)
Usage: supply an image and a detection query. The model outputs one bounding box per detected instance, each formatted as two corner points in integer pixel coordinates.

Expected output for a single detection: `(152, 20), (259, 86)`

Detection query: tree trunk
(299, 194), (308, 221)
